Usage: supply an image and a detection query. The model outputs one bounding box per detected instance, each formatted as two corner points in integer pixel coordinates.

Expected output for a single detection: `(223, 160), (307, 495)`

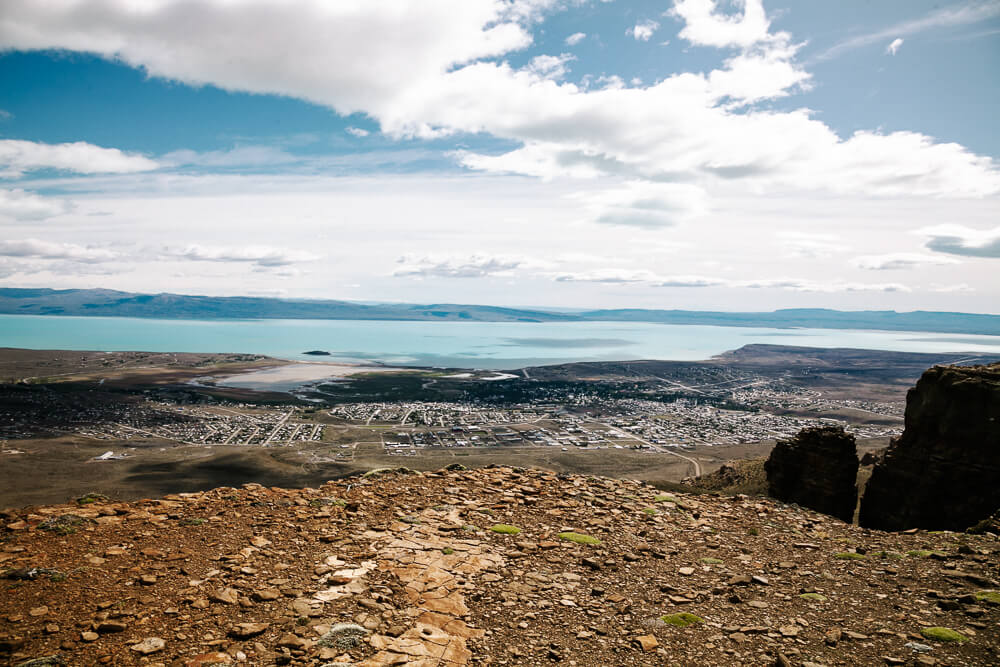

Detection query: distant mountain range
(2, 288), (999, 336)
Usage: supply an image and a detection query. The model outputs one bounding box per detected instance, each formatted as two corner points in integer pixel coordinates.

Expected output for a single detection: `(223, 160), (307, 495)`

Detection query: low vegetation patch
(661, 612), (703, 627)
(179, 517), (206, 526)
(974, 590), (1000, 605)
(799, 593), (827, 602)
(906, 550), (945, 558)
(39, 514), (92, 536)
(834, 552), (865, 560)
(76, 493), (109, 505)
(318, 623), (369, 650)
(557, 532), (601, 545)
(920, 627), (967, 643)
(490, 524), (521, 535)
(698, 557), (723, 565)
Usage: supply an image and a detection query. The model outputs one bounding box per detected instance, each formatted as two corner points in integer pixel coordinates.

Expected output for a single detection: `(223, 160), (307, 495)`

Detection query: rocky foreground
(1, 467), (998, 667)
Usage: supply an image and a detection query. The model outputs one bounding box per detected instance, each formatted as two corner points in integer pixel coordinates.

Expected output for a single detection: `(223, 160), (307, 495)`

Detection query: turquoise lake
(2, 314), (1000, 369)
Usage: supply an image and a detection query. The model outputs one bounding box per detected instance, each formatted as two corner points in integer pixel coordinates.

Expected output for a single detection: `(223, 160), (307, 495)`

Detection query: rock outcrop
(764, 426), (858, 522)
(859, 362), (1000, 531)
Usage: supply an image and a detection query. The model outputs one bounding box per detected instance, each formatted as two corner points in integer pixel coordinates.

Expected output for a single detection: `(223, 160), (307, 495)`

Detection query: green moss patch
(642, 507), (658, 515)
(698, 557), (723, 565)
(557, 532), (601, 545)
(834, 552), (865, 560)
(974, 590), (1000, 605)
(661, 612), (703, 627)
(39, 514), (93, 535)
(76, 493), (109, 505)
(920, 627), (967, 643)
(799, 593), (827, 602)
(490, 524), (521, 535)
(441, 547), (455, 555)
(905, 550), (945, 558)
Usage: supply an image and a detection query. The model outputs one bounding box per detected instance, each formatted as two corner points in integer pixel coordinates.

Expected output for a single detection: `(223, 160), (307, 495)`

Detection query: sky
(0, 0), (998, 313)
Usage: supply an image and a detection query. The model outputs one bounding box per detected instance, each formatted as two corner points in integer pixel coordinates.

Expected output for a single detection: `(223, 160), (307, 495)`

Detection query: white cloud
(886, 37), (903, 56)
(630, 20), (659, 41)
(0, 0), (533, 131)
(576, 181), (709, 228)
(345, 127), (370, 137)
(777, 232), (847, 259)
(554, 268), (663, 283)
(670, 0), (775, 49)
(161, 244), (321, 267)
(161, 146), (297, 168)
(918, 224), (1000, 258)
(551, 267), (912, 292)
(931, 283), (974, 293)
(526, 53), (574, 80)
(0, 238), (117, 263)
(394, 253), (527, 278)
(564, 31), (586, 46)
(737, 278), (911, 293)
(657, 275), (729, 287)
(3, 0), (997, 202)
(0, 188), (70, 220)
(853, 252), (960, 270)
(814, 2), (1000, 62)
(0, 140), (158, 178)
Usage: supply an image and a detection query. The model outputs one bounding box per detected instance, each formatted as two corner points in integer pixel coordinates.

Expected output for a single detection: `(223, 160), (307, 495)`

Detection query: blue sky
(0, 0), (998, 312)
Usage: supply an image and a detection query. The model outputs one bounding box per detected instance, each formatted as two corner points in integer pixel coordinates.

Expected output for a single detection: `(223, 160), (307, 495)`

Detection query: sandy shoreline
(214, 361), (405, 391)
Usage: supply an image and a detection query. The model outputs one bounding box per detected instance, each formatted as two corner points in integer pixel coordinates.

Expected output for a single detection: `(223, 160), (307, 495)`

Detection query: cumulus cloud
(525, 53), (575, 80)
(918, 224), (1000, 258)
(345, 127), (370, 137)
(0, 140), (158, 178)
(853, 252), (960, 270)
(3, 0), (998, 213)
(670, 0), (775, 49)
(0, 188), (71, 220)
(161, 244), (321, 267)
(564, 32), (586, 46)
(0, 238), (117, 263)
(0, 0), (533, 130)
(394, 253), (526, 278)
(630, 20), (659, 41)
(886, 37), (903, 55)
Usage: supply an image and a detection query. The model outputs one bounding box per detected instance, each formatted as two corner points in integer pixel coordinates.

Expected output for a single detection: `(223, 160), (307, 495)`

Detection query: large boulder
(859, 363), (1000, 531)
(764, 426), (858, 522)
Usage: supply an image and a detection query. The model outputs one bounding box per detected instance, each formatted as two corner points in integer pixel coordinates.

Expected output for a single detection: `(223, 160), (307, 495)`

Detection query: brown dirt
(1, 467), (998, 666)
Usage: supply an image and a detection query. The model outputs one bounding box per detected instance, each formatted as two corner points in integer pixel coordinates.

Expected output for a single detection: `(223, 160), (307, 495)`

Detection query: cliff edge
(860, 363), (1000, 531)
